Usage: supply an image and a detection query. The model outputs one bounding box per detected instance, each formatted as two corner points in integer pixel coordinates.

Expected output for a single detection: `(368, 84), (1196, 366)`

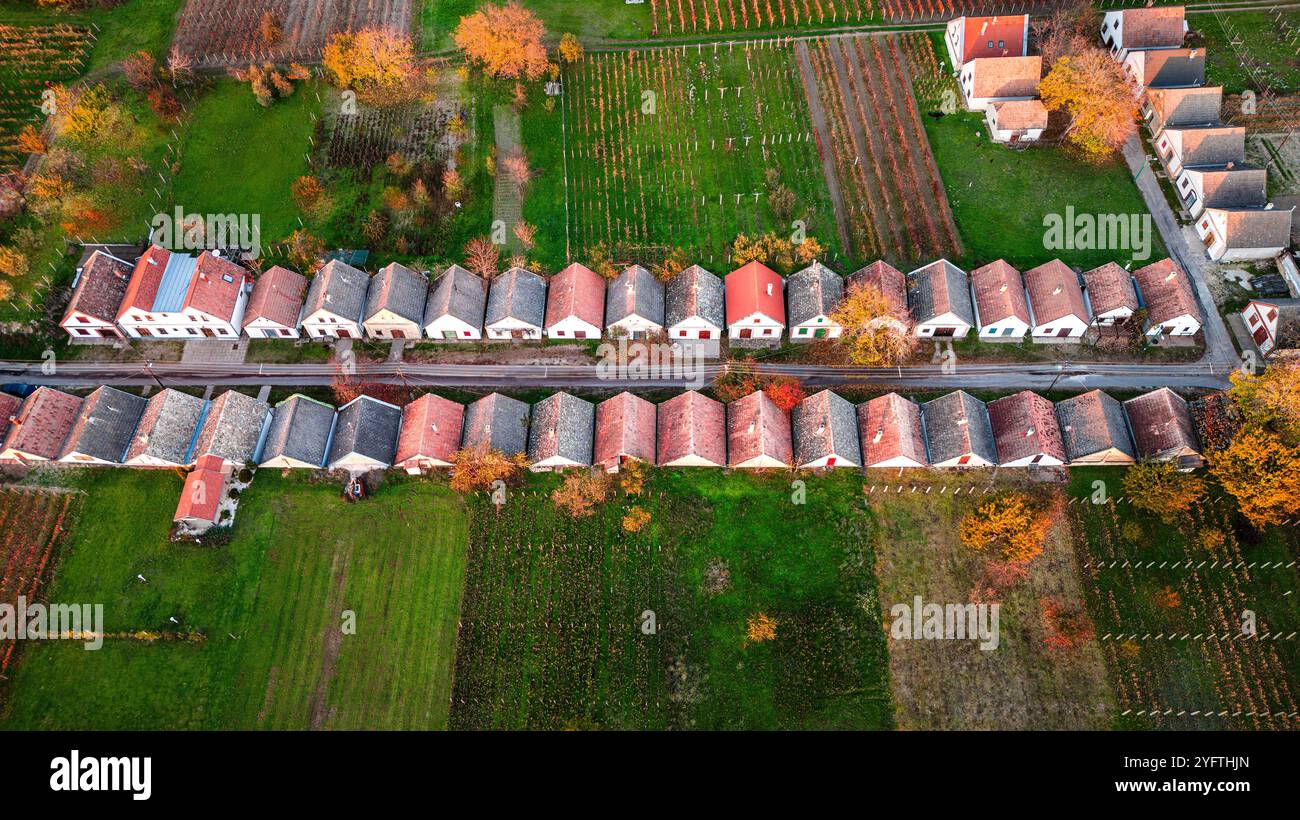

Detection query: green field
(924, 112), (1163, 270)
(1196, 10), (1300, 95)
(416, 0), (651, 52)
(0, 470), (468, 730)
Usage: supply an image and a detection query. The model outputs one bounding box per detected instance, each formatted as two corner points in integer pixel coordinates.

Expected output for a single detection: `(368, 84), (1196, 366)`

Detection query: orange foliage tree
(1208, 428), (1300, 529)
(1040, 597), (1094, 650)
(1229, 362), (1300, 445)
(828, 281), (915, 366)
(448, 445), (529, 492)
(622, 505), (651, 533)
(453, 2), (549, 80)
(762, 376), (806, 412)
(1039, 48), (1137, 161)
(464, 235), (501, 279)
(551, 470), (611, 517)
(959, 493), (1052, 565)
(323, 29), (422, 105)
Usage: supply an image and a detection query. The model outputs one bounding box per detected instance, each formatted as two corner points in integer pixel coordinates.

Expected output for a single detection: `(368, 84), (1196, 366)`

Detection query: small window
(222, 273), (234, 283)
(987, 40), (994, 48)
(997, 40), (1004, 49)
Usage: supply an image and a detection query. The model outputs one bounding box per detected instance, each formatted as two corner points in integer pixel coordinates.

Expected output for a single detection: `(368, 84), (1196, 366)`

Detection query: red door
(699, 330), (711, 339)
(826, 456), (836, 466)
(740, 328), (752, 339)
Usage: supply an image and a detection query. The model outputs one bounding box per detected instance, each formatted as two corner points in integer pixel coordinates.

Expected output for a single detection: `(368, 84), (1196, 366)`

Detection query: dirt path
(794, 41), (852, 257)
(492, 104), (524, 255)
(308, 544), (353, 731)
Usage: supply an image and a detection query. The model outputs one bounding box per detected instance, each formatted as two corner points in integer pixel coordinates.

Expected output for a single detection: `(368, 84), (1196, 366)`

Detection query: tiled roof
(126, 388), (205, 464)
(665, 264), (725, 329)
(486, 267), (546, 327)
(365, 262), (428, 324)
(792, 390), (860, 466)
(1124, 388), (1199, 458)
(1133, 258), (1199, 325)
(968, 55), (1041, 99)
(1082, 263), (1139, 317)
(174, 455), (225, 524)
(2, 387), (82, 459)
(605, 264), (665, 327)
(461, 392), (530, 456)
(921, 390), (997, 465)
(60, 386), (147, 462)
(1207, 207), (1295, 251)
(1150, 86), (1223, 127)
(956, 15), (1028, 62)
(908, 260), (974, 325)
(657, 391), (726, 466)
(184, 252), (248, 323)
(329, 396), (402, 467)
(593, 391), (657, 469)
(787, 262), (844, 326)
(260, 394), (336, 467)
(726, 390), (793, 467)
(544, 262), (606, 330)
(395, 394), (464, 466)
(1055, 390), (1135, 461)
(990, 99), (1048, 131)
(859, 393), (927, 466)
(117, 245), (172, 317)
(1024, 259), (1088, 325)
(424, 264), (487, 329)
(528, 392), (595, 465)
(1192, 166), (1267, 210)
(847, 261), (908, 318)
(191, 390), (269, 465)
(725, 260), (785, 325)
(244, 265), (306, 328)
(987, 390), (1066, 463)
(1132, 48), (1205, 88)
(63, 250), (134, 324)
(304, 259), (368, 322)
(971, 259), (1029, 325)
(1170, 126), (1245, 167)
(1119, 7), (1186, 50)
(0, 392), (22, 442)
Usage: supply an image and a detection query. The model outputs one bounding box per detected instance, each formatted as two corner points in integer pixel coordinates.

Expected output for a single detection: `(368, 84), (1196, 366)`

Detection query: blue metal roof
(152, 254), (197, 312)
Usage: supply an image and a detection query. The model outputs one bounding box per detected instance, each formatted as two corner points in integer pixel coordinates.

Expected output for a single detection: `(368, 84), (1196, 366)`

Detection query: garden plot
(0, 24), (95, 172)
(326, 102), (463, 170)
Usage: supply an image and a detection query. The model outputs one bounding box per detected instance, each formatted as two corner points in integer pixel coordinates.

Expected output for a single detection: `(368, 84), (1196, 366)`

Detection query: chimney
(872, 428), (884, 444)
(766, 282), (773, 297)
(1052, 285), (1063, 295)
(999, 283), (1008, 293)
(1226, 161), (1234, 170)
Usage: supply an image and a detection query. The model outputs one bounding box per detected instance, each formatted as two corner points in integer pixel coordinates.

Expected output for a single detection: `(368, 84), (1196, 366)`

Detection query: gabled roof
(126, 388), (205, 464)
(174, 454), (226, 524)
(1083, 263), (1139, 317)
(987, 390), (1066, 463)
(60, 386), (147, 462)
(726, 390), (793, 467)
(725, 260), (785, 325)
(365, 262), (428, 325)
(486, 267), (546, 327)
(260, 394), (336, 467)
(967, 55), (1041, 99)
(1188, 165), (1267, 210)
(396, 394), (464, 466)
(544, 262), (605, 330)
(954, 15), (1028, 62)
(792, 390), (860, 466)
(329, 395), (402, 467)
(1165, 125), (1245, 167)
(1055, 390), (1136, 462)
(665, 264), (725, 329)
(593, 391), (657, 469)
(989, 99), (1048, 131)
(858, 393), (927, 466)
(1117, 7), (1186, 50)
(1124, 388), (1199, 458)
(1130, 47), (1205, 88)
(528, 391), (595, 466)
(847, 261), (908, 318)
(191, 390), (269, 465)
(1205, 207), (1295, 251)
(2, 387), (82, 459)
(303, 259), (369, 322)
(1149, 86), (1223, 127)
(117, 245), (172, 317)
(1133, 258), (1199, 325)
(424, 264), (487, 329)
(244, 265), (306, 328)
(908, 260), (975, 326)
(461, 392), (530, 456)
(184, 252), (248, 322)
(1024, 260), (1088, 325)
(605, 264), (665, 327)
(921, 391), (997, 465)
(971, 259), (1030, 325)
(63, 249), (134, 324)
(657, 391), (726, 466)
(787, 262), (844, 326)
(0, 392), (22, 443)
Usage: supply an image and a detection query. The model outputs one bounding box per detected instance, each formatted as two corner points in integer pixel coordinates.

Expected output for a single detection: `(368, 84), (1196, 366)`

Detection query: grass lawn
(415, 0), (651, 52)
(168, 79), (322, 247)
(1194, 11), (1300, 95)
(924, 112), (1163, 270)
(0, 470), (469, 730)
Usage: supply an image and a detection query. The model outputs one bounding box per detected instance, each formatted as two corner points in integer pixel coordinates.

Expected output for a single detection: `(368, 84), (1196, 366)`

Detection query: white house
(1242, 298), (1300, 357)
(1194, 206), (1295, 263)
(544, 262), (605, 340)
(300, 259), (368, 340)
(60, 248), (135, 339)
(1024, 260), (1090, 339)
(605, 264), (665, 339)
(1101, 7), (1187, 60)
(665, 264), (725, 340)
(1082, 262), (1139, 327)
(787, 262), (844, 342)
(116, 247), (251, 339)
(1133, 258), (1203, 337)
(985, 99), (1048, 144)
(362, 262), (428, 340)
(970, 259), (1031, 341)
(327, 395), (402, 472)
(1153, 125), (1244, 180)
(907, 259), (974, 338)
(485, 267), (546, 340)
(1175, 164), (1267, 220)
(424, 264), (486, 341)
(944, 15), (1029, 70)
(725, 260), (786, 340)
(242, 265), (306, 339)
(958, 55), (1041, 112)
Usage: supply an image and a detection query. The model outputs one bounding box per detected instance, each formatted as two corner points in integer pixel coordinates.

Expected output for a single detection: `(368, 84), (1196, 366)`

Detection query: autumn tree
(622, 505), (651, 533)
(501, 151), (533, 187)
(0, 246), (29, 281)
(1039, 48), (1137, 161)
(829, 281), (915, 366)
(559, 33), (584, 64)
(291, 175), (325, 210)
(552, 470), (611, 517)
(1031, 0), (1098, 67)
(1208, 428), (1300, 529)
(762, 376), (805, 412)
(1228, 362), (1300, 444)
(464, 235), (500, 278)
(454, 2), (549, 80)
(16, 124), (47, 155)
(618, 459), (647, 496)
(259, 11), (283, 47)
(285, 229), (325, 271)
(122, 51), (160, 93)
(1122, 460), (1206, 523)
(745, 612), (778, 644)
(323, 29), (422, 105)
(513, 220), (536, 250)
(449, 446), (529, 492)
(959, 493), (1052, 565)
(1040, 597), (1094, 650)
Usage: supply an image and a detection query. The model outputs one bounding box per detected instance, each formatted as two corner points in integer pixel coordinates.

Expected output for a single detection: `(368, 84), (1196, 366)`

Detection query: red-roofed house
(243, 265), (306, 339)
(727, 391), (793, 469)
(117, 247), (251, 339)
(987, 391), (1066, 467)
(1123, 388), (1202, 467)
(858, 393), (927, 468)
(60, 249), (134, 339)
(394, 394), (464, 473)
(0, 387), (83, 462)
(1133, 258), (1202, 337)
(1102, 7), (1187, 60)
(986, 99), (1048, 143)
(725, 261), (785, 341)
(594, 391), (657, 472)
(971, 260), (1030, 340)
(0, 392), (21, 444)
(174, 454), (227, 531)
(1083, 263), (1139, 326)
(545, 262), (605, 339)
(944, 15), (1029, 68)
(1242, 298), (1300, 357)
(1024, 260), (1090, 339)
(959, 55), (1041, 112)
(657, 391), (725, 467)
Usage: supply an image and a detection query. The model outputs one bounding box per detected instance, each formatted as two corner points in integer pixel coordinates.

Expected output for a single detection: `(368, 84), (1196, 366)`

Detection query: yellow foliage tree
(454, 2), (549, 81)
(1121, 460), (1205, 523)
(558, 32), (584, 64)
(959, 493), (1051, 565)
(1229, 362), (1300, 445)
(1208, 428), (1300, 529)
(746, 612), (777, 644)
(622, 505), (651, 533)
(448, 446), (529, 492)
(1039, 49), (1137, 161)
(551, 470), (611, 517)
(323, 29), (421, 104)
(828, 281), (914, 366)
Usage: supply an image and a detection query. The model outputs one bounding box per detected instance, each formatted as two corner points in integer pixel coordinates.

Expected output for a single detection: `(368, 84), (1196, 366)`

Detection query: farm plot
(326, 103), (462, 169)
(0, 487), (83, 678)
(1069, 470), (1300, 730)
(0, 24), (95, 172)
(800, 33), (962, 269)
(562, 42), (842, 268)
(170, 0), (412, 68)
(647, 0), (1070, 35)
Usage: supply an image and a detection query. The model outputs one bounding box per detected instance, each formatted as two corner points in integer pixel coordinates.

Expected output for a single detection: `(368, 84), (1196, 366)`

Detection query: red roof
(62, 250), (134, 325)
(987, 390), (1066, 463)
(118, 245), (172, 317)
(1119, 7), (1186, 50)
(544, 262), (605, 330)
(726, 391), (793, 467)
(657, 391), (726, 466)
(725, 261), (785, 326)
(1133, 258), (1199, 326)
(847, 261), (908, 318)
(1024, 260), (1088, 325)
(0, 392), (22, 442)
(174, 454), (226, 524)
(395, 394), (464, 467)
(858, 393), (927, 466)
(245, 265), (307, 328)
(958, 15), (1028, 63)
(1124, 388), (1199, 458)
(184, 252), (248, 323)
(594, 391), (657, 469)
(1, 387), (82, 459)
(971, 259), (1030, 325)
(1083, 262), (1139, 317)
